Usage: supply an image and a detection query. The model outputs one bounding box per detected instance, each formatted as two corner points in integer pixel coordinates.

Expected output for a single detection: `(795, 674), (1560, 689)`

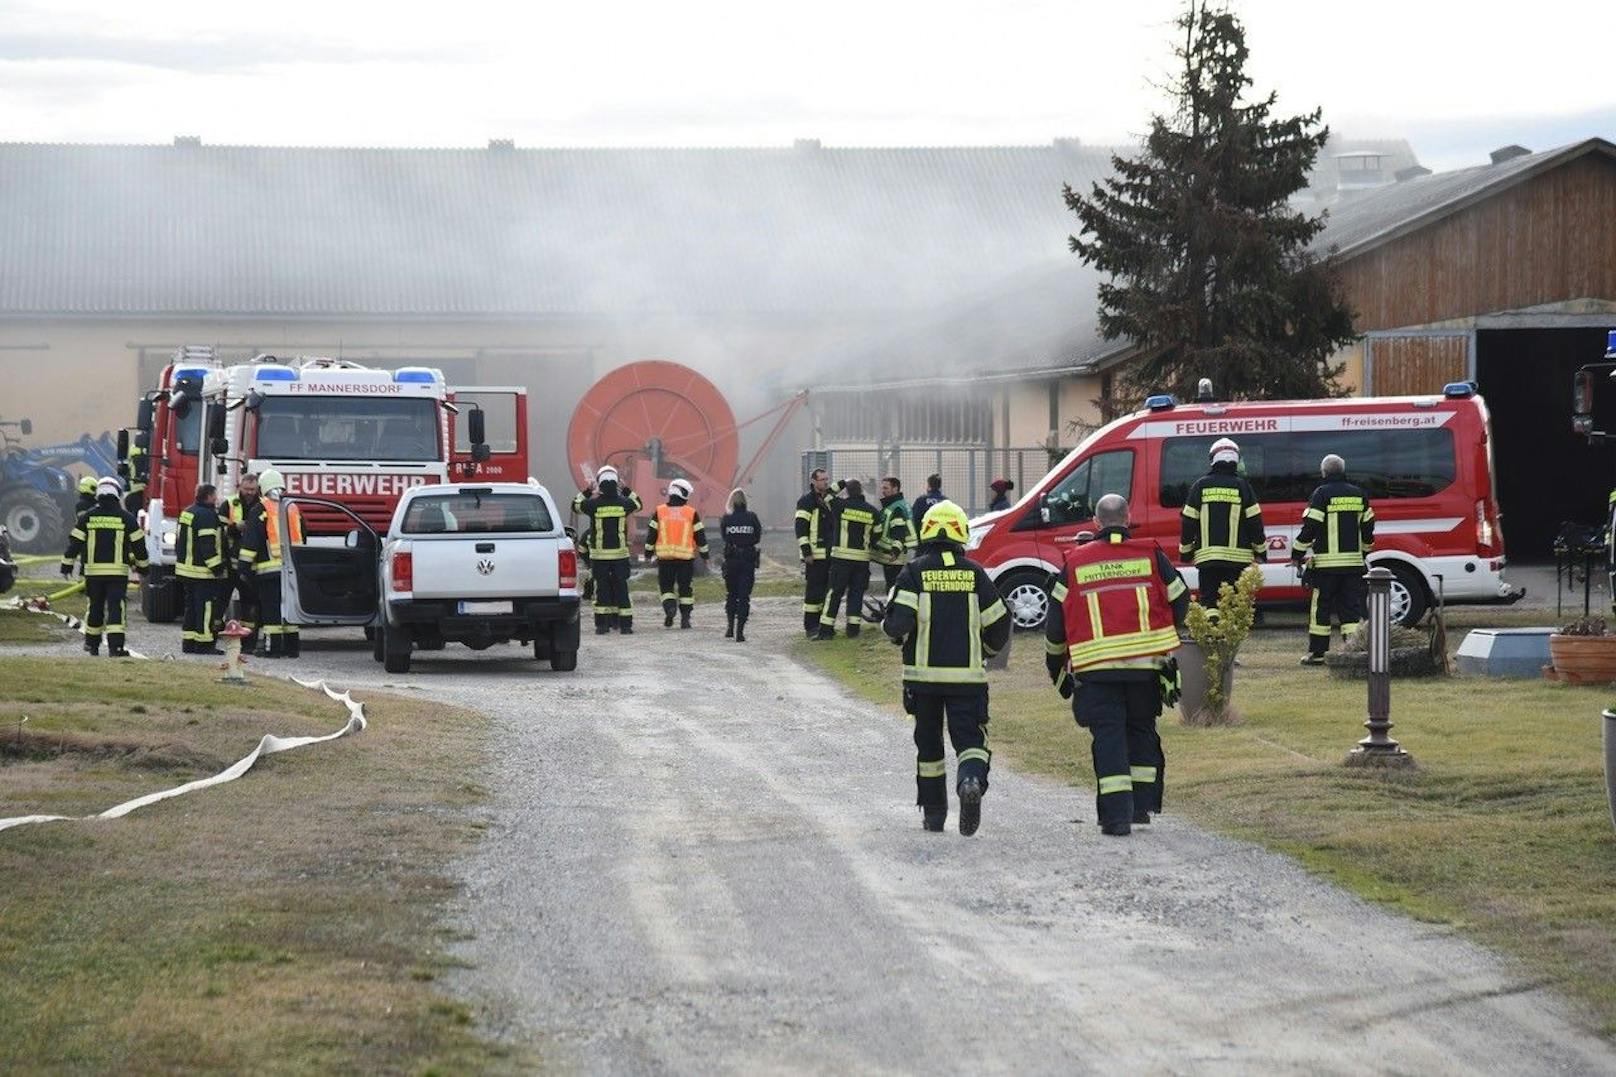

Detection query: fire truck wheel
(382, 623), (413, 673)
(997, 570), (1052, 632)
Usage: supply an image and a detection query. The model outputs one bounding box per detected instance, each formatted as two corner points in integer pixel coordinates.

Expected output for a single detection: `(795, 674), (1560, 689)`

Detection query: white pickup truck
(275, 481), (581, 673)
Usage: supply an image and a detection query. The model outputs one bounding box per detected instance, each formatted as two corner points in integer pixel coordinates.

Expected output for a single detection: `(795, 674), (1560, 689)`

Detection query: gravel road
(11, 597), (1615, 1074)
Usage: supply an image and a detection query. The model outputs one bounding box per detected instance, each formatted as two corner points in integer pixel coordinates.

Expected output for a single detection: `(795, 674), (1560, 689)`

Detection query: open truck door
(278, 496), (380, 627)
(449, 387), (528, 483)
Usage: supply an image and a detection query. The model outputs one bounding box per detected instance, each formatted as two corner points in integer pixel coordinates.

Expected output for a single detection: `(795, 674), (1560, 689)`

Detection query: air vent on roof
(1395, 165), (1432, 183)
(794, 138), (821, 151)
(173, 135), (201, 147)
(1490, 144), (1531, 164)
(488, 138), (514, 150)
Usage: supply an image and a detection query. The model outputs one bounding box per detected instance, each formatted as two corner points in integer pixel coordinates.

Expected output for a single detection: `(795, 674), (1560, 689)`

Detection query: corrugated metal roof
(1312, 137), (1616, 259)
(0, 141), (1114, 316)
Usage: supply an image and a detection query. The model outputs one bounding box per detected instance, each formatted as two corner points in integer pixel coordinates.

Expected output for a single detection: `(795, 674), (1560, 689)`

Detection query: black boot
(814, 625), (835, 641)
(1132, 810), (1153, 825)
(595, 614), (612, 635)
(108, 634), (128, 658)
(1100, 821), (1132, 837)
(804, 613), (819, 638)
(84, 636), (100, 656)
(735, 617), (747, 643)
(679, 608), (692, 629)
(958, 777), (983, 837)
(619, 617), (634, 635)
(664, 601), (676, 628)
(922, 806), (947, 832)
(725, 615), (735, 638)
(846, 622), (861, 639)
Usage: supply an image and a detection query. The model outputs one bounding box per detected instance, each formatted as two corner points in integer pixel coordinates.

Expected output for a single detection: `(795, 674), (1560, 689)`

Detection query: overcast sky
(2, 0), (1612, 170)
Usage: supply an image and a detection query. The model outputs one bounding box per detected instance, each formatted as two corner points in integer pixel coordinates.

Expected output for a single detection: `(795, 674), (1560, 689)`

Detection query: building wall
(1336, 155), (1616, 331)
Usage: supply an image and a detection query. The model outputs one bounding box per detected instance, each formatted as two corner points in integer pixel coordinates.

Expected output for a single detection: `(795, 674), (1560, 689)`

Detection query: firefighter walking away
(645, 478), (710, 628)
(1180, 437), (1265, 612)
(882, 500), (1010, 835)
(175, 482), (227, 655)
(237, 469), (303, 658)
(1048, 493), (1189, 836)
(574, 466), (642, 634)
(1293, 453), (1375, 665)
(816, 479), (883, 640)
(60, 476), (149, 657)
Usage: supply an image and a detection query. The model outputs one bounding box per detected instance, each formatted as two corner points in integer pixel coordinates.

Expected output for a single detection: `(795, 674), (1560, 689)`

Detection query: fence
(801, 446), (1062, 517)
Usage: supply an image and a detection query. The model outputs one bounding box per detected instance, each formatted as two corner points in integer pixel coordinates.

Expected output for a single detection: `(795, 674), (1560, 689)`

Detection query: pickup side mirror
(344, 529), (364, 550)
(209, 436), (229, 458)
(207, 406), (226, 441)
(136, 399), (155, 432)
(1039, 493), (1052, 525)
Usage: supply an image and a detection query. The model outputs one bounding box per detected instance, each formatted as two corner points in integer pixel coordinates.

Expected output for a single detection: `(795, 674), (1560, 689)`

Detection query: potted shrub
(1179, 565), (1261, 726)
(1549, 617), (1616, 685)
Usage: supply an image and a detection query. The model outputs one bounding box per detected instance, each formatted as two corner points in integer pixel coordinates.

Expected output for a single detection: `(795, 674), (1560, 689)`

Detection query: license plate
(458, 600), (513, 615)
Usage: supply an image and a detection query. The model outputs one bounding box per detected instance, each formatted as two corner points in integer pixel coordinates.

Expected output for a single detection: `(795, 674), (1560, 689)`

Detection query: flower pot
(1604, 709), (1616, 832)
(1176, 640), (1235, 725)
(1548, 634), (1616, 685)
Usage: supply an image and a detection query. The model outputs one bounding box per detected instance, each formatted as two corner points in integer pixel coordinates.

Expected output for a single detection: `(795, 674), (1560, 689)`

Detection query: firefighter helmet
(918, 499), (970, 545)
(259, 468), (286, 494)
(95, 476), (122, 500)
(596, 465), (619, 485)
(1210, 437), (1240, 465)
(668, 478), (693, 500)
(77, 475), (97, 496)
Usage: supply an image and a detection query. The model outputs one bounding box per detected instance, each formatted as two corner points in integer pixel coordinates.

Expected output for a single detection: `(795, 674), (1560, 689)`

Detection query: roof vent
(173, 135), (201, 148)
(1490, 144), (1531, 164)
(793, 138), (821, 151)
(1395, 165), (1432, 183)
(487, 138), (514, 150)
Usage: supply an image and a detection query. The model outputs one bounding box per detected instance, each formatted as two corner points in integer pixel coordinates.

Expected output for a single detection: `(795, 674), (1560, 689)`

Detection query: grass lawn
(797, 606), (1616, 1036)
(0, 656), (526, 1073)
(0, 605), (68, 643)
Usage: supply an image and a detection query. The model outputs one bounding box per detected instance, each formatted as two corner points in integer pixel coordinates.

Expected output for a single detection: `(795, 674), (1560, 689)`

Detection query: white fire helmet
(95, 476), (122, 499)
(1209, 438), (1240, 465)
(668, 478), (693, 500)
(596, 465), (619, 485)
(259, 468), (286, 494)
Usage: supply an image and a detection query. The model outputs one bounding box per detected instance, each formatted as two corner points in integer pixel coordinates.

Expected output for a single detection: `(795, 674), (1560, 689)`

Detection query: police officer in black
(573, 465), (642, 634)
(60, 476), (149, 657)
(910, 473), (946, 527)
(1180, 437), (1266, 612)
(1293, 453), (1376, 665)
(720, 486), (762, 643)
(882, 500), (1010, 835)
(816, 478), (883, 640)
(175, 482), (227, 655)
(795, 467), (834, 638)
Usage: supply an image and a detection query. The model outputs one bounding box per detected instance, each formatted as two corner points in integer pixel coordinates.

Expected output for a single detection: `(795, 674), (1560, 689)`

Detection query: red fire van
(967, 384), (1524, 629)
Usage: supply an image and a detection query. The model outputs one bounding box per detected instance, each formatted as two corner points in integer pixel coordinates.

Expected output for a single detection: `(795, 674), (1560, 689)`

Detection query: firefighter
(911, 473), (946, 526)
(573, 465), (641, 634)
(1180, 437), (1266, 613)
(873, 475), (915, 593)
(73, 474), (97, 517)
(988, 478), (1015, 513)
(1292, 454), (1375, 665)
(644, 478), (710, 628)
(881, 499), (1010, 835)
(795, 467), (835, 638)
(238, 469), (304, 658)
(175, 482), (227, 655)
(59, 476), (148, 657)
(1046, 493), (1188, 837)
(222, 472), (263, 652)
(121, 436), (147, 513)
(720, 486), (762, 642)
(816, 478), (883, 640)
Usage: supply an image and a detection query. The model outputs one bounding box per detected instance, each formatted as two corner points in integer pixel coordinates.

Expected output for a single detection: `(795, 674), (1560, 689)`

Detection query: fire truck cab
(127, 347), (528, 622)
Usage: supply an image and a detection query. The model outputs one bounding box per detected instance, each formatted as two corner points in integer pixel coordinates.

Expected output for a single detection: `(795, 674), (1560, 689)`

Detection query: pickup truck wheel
(382, 623), (413, 674)
(549, 649), (578, 672)
(532, 634), (552, 660)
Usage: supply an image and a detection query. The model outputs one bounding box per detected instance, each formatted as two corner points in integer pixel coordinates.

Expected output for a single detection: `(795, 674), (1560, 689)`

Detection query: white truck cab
(276, 480), (581, 673)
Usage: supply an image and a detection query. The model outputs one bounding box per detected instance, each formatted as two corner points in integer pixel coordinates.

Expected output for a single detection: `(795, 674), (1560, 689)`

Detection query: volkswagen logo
(476, 559), (495, 575)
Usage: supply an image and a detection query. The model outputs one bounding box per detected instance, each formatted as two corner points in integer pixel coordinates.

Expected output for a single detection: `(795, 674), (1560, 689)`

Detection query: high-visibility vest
(1059, 536), (1180, 673)
(258, 496), (304, 575)
(653, 503), (697, 560)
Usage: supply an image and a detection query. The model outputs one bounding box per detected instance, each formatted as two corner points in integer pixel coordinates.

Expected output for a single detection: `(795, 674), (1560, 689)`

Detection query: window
(252, 396), (441, 462)
(1159, 428), (1456, 507)
(172, 407), (202, 455)
(453, 391), (520, 454)
(401, 492), (554, 535)
(1044, 449), (1134, 525)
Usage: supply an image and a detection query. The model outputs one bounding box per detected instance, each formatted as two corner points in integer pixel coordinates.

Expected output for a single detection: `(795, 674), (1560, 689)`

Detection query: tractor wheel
(0, 487), (66, 554)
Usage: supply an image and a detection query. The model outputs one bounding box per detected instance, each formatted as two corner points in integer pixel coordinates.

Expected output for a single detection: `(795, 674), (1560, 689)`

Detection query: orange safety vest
(259, 496), (305, 574)
(1060, 536), (1180, 673)
(653, 503), (697, 560)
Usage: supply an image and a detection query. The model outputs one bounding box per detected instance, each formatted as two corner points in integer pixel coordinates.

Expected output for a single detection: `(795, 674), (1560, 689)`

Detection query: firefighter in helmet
(60, 476), (148, 657)
(1047, 493), (1188, 836)
(237, 469), (303, 658)
(816, 478), (883, 640)
(573, 465), (641, 634)
(644, 477), (710, 628)
(1180, 437), (1266, 613)
(1292, 453), (1375, 665)
(175, 482), (227, 655)
(73, 474), (98, 517)
(882, 500), (1010, 835)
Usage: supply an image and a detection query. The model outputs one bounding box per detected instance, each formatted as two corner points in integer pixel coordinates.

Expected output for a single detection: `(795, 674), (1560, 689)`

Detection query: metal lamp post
(1346, 566), (1414, 768)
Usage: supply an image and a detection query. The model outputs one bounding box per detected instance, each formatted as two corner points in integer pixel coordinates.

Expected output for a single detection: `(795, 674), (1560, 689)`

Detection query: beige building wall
(990, 374), (1104, 449)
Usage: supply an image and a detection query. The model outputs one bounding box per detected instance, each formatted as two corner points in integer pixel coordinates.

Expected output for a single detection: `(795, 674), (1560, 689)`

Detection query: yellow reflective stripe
(967, 596), (982, 670)
(1098, 775), (1133, 795)
(1085, 592), (1103, 640)
(1309, 589), (1329, 635)
(1313, 552), (1366, 568)
(1083, 656), (1169, 672)
(903, 665), (988, 684)
(917, 759), (947, 778)
(941, 550), (956, 567)
(958, 748), (991, 765)
(1180, 505), (1201, 520)
(917, 592), (932, 667)
(1068, 626), (1180, 668)
(980, 599), (1006, 626)
(1166, 578), (1187, 601)
(890, 588), (919, 610)
(1051, 581), (1069, 602)
(1135, 585), (1150, 633)
(1045, 637), (1067, 655)
(596, 506), (626, 518)
(1244, 503), (1263, 518)
(1192, 546), (1253, 564)
(1130, 765), (1158, 783)
(1303, 507), (1326, 522)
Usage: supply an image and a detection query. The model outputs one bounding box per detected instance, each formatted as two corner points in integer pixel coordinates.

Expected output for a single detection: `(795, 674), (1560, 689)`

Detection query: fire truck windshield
(253, 396), (440, 462)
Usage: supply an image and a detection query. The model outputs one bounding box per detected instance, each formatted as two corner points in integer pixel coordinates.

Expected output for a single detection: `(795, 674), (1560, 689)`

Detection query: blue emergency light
(393, 367), (440, 384)
(173, 366), (210, 382)
(1606, 329), (1616, 359)
(1442, 381), (1476, 399)
(1145, 394), (1177, 411)
(253, 366), (297, 382)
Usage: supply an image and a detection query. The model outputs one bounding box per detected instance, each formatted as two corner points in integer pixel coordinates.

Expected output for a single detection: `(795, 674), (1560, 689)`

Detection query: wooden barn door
(1363, 330), (1474, 395)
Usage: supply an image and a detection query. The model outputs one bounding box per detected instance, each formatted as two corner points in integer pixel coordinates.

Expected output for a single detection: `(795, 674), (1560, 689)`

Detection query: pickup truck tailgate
(407, 535), (560, 598)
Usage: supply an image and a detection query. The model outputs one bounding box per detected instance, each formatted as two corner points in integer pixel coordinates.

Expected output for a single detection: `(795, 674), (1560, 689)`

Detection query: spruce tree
(1066, 1), (1357, 403)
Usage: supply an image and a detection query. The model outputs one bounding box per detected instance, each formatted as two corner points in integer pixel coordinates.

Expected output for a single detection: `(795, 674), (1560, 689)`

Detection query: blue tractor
(0, 417), (121, 555)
